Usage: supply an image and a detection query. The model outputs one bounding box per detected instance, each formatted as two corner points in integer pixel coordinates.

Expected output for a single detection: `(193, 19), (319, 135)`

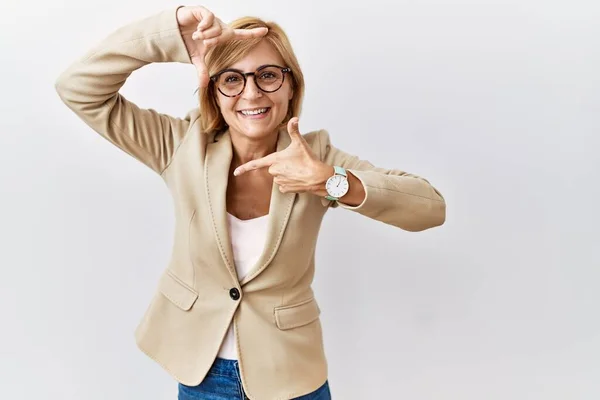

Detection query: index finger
(191, 7), (214, 30)
(233, 27), (269, 40)
(233, 153), (278, 176)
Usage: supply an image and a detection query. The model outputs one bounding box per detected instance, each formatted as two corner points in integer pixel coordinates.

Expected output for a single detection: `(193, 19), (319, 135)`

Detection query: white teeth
(240, 108), (268, 116)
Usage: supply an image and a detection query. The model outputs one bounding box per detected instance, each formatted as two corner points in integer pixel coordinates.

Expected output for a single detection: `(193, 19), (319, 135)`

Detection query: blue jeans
(178, 357), (331, 400)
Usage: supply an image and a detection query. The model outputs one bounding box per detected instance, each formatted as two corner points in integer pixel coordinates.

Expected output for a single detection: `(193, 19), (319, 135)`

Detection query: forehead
(229, 40), (285, 71)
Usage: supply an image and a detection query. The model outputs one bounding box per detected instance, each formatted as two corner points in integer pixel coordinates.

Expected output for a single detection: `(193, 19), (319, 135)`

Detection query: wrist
(310, 163), (334, 197)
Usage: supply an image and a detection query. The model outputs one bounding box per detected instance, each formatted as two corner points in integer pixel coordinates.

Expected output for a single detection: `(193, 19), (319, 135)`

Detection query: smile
(238, 107), (271, 116)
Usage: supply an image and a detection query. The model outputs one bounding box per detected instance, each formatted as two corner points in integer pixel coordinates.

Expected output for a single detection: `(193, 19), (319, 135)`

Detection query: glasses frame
(210, 64), (292, 97)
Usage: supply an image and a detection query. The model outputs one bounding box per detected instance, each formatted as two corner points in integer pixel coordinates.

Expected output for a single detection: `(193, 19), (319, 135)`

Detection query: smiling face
(214, 40), (294, 142)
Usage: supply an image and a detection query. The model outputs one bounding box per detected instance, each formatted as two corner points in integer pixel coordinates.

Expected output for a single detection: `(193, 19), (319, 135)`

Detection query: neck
(229, 129), (279, 166)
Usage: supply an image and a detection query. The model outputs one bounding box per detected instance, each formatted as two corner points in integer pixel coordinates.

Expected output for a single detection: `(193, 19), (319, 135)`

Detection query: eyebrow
(226, 64), (282, 73)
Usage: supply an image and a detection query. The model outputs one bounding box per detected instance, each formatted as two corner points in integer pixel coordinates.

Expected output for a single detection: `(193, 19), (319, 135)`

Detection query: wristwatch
(324, 166), (350, 201)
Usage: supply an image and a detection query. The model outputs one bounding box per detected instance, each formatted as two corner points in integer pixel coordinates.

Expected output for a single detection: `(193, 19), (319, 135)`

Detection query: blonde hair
(198, 17), (305, 135)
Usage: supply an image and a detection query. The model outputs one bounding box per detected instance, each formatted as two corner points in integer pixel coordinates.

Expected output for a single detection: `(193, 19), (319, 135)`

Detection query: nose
(241, 75), (263, 100)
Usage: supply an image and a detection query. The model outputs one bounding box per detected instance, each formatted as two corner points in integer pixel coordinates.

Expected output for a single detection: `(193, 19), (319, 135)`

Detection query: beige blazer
(55, 7), (446, 400)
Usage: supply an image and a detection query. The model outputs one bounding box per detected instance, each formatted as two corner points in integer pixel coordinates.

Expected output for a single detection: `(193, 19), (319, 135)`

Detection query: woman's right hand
(176, 6), (268, 88)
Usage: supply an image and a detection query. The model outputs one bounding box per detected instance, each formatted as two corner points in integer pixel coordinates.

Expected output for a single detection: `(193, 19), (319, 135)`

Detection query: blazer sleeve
(54, 7), (194, 175)
(318, 129), (446, 232)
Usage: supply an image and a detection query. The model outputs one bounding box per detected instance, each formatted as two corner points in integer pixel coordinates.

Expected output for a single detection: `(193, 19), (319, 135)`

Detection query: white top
(217, 212), (269, 360)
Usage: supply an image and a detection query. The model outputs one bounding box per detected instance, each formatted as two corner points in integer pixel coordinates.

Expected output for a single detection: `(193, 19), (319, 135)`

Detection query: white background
(1, 0), (599, 399)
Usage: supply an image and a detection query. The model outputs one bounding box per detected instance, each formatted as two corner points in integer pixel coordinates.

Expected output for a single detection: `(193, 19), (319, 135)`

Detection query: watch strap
(333, 165), (347, 177)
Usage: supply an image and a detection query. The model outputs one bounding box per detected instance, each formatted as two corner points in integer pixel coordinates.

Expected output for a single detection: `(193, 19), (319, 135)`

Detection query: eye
(225, 75), (242, 83)
(260, 72), (276, 79)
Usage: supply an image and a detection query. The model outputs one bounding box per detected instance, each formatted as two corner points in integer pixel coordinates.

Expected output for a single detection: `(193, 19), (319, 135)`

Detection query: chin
(230, 116), (284, 139)
(238, 125), (276, 140)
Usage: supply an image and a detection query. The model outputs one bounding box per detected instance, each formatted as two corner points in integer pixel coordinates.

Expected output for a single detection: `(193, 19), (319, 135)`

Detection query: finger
(193, 57), (210, 88)
(268, 163), (284, 176)
(277, 185), (304, 194)
(273, 177), (295, 188)
(286, 117), (303, 143)
(193, 8), (214, 31)
(233, 153), (278, 176)
(202, 37), (220, 48)
(280, 184), (307, 193)
(192, 23), (222, 40)
(232, 27), (269, 40)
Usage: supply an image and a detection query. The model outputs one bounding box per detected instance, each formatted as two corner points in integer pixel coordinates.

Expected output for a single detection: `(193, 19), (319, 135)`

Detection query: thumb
(287, 117), (302, 142)
(192, 55), (210, 88)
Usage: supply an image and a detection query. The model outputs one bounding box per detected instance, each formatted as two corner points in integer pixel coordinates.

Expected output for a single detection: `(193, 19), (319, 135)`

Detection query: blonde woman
(55, 5), (446, 400)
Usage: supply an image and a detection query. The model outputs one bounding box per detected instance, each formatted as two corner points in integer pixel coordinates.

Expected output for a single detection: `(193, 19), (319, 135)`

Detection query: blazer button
(229, 288), (241, 301)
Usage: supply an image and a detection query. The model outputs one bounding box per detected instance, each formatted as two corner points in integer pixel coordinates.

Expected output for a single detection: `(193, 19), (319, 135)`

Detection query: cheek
(271, 95), (290, 119)
(282, 82), (294, 101)
(273, 88), (293, 108)
(219, 97), (237, 113)
(217, 97), (239, 126)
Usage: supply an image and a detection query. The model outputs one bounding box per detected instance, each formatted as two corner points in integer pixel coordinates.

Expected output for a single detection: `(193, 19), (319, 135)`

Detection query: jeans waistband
(208, 357), (240, 378)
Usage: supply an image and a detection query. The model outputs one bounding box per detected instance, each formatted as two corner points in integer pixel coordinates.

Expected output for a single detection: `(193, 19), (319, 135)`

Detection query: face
(214, 40), (294, 141)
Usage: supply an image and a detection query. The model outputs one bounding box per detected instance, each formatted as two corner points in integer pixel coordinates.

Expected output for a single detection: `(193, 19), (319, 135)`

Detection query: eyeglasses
(210, 64), (292, 97)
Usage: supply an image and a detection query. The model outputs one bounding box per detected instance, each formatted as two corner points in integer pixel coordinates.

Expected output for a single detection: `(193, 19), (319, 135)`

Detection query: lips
(238, 107), (271, 116)
(237, 107), (272, 119)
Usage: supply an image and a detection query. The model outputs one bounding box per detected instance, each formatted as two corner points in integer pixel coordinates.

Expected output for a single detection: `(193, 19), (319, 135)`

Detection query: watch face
(325, 175), (349, 198)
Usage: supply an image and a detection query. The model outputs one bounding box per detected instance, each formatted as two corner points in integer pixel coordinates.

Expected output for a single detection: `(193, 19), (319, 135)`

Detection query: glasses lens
(255, 66), (284, 92)
(217, 71), (245, 96)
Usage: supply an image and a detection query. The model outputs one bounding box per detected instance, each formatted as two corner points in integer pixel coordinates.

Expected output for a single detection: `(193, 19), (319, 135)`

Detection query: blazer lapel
(240, 126), (297, 286)
(204, 126), (298, 286)
(204, 129), (237, 282)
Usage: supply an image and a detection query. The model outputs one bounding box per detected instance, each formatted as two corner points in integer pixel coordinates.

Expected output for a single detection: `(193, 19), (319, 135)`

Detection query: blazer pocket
(274, 297), (321, 330)
(158, 271), (199, 311)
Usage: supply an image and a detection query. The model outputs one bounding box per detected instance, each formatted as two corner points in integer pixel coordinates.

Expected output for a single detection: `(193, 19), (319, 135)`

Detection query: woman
(55, 5), (446, 400)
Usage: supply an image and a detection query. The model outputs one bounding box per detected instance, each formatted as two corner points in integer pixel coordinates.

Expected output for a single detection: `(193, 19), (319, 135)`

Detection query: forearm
(342, 169), (446, 231)
(317, 129), (446, 231)
(55, 8), (191, 112)
(54, 7), (193, 174)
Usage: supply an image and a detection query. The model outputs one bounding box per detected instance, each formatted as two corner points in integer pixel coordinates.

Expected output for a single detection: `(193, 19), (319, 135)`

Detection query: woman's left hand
(233, 118), (333, 195)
